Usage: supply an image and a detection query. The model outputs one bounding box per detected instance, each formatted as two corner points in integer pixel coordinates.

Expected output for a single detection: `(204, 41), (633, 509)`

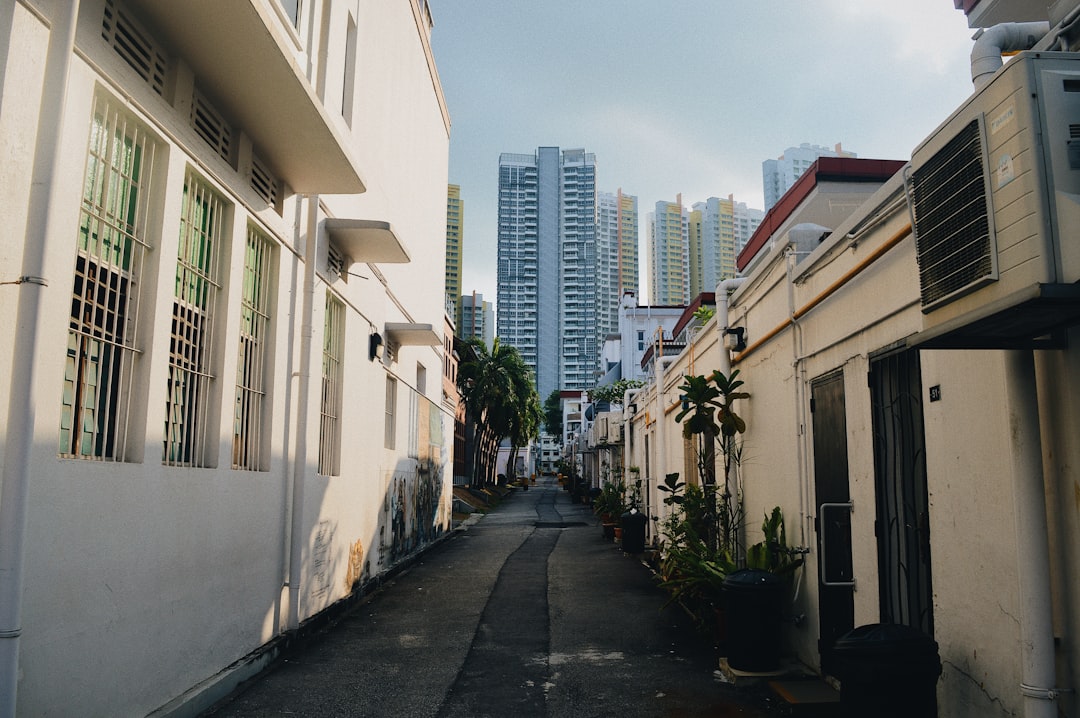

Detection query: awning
(325, 219), (410, 264)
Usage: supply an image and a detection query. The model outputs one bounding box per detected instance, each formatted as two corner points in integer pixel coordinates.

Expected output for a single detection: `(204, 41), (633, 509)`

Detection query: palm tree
(458, 338), (540, 489)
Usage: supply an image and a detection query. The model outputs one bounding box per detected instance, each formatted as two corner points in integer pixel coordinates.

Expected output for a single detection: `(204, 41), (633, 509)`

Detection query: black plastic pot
(834, 623), (941, 718)
(620, 509), (646, 553)
(722, 569), (784, 672)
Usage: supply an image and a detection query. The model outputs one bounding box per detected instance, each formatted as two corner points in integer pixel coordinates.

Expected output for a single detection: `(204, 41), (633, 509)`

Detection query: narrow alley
(202, 478), (785, 717)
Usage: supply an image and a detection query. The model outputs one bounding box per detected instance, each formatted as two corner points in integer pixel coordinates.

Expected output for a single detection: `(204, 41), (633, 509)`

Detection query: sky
(427, 1), (979, 303)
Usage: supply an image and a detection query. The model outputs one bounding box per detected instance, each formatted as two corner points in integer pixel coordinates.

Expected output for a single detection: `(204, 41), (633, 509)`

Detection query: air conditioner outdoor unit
(906, 52), (1080, 348)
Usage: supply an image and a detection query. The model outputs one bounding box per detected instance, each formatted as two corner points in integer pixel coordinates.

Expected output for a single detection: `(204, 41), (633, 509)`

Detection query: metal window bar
(61, 94), (155, 461)
(164, 171), (223, 467)
(233, 226), (273, 470)
(318, 294), (344, 475)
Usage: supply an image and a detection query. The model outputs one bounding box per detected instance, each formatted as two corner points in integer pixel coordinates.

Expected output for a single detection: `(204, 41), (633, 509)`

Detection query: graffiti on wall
(380, 393), (452, 564)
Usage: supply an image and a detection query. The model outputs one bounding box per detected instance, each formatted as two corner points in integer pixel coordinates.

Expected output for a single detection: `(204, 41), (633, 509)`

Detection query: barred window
(60, 94), (156, 461)
(318, 293), (344, 476)
(385, 376), (397, 450)
(232, 226), (274, 470)
(164, 170), (225, 467)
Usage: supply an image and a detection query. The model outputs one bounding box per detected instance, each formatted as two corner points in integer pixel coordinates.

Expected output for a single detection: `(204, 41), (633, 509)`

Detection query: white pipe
(622, 387), (641, 480)
(972, 22), (1050, 90)
(715, 277), (747, 379)
(287, 195), (320, 630)
(0, 3), (80, 714)
(1004, 351), (1059, 718)
(783, 247), (811, 563)
(653, 353), (676, 531)
(715, 277), (747, 554)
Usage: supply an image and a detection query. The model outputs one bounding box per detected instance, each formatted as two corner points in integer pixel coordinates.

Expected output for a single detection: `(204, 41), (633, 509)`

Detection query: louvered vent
(327, 243), (346, 280)
(909, 117), (996, 310)
(191, 90), (232, 163)
(250, 154), (280, 208)
(102, 0), (167, 95)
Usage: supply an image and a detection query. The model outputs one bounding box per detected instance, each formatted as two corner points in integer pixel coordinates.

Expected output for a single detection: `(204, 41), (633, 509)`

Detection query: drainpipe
(622, 387), (641, 479)
(715, 277), (747, 554)
(653, 353), (677, 529)
(715, 277), (747, 379)
(286, 195), (320, 630)
(1004, 351), (1061, 718)
(971, 22), (1050, 90)
(0, 3), (80, 714)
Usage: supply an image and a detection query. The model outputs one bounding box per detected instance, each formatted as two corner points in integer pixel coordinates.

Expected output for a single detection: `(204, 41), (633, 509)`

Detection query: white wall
(0, 1), (452, 715)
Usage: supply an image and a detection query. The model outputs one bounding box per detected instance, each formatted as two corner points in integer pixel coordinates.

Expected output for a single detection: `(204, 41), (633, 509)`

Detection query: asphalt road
(204, 478), (782, 717)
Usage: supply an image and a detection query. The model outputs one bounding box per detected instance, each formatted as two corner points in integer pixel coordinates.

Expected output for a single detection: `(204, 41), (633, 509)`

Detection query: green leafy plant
(746, 506), (804, 576)
(593, 480), (627, 520)
(673, 369), (749, 559)
(590, 378), (645, 406)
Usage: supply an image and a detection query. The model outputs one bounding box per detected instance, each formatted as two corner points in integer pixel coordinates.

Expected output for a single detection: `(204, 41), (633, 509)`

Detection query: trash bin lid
(834, 623), (939, 659)
(722, 568), (783, 591)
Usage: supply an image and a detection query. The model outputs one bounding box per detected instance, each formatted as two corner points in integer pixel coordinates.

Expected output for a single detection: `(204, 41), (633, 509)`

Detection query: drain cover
(535, 521), (588, 529)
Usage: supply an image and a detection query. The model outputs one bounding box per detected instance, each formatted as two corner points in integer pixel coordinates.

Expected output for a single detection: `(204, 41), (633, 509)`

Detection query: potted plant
(593, 480), (626, 539)
(656, 473), (735, 642)
(724, 506), (805, 672)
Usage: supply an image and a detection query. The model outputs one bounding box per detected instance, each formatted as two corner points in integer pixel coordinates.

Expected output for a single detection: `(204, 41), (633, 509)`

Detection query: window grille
(233, 226), (274, 470)
(164, 170), (225, 467)
(102, 0), (167, 95)
(385, 376), (397, 450)
(318, 293), (344, 475)
(191, 88), (232, 163)
(60, 94), (156, 460)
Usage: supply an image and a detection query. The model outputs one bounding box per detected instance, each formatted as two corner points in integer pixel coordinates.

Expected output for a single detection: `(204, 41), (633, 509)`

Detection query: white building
(0, 1), (451, 715)
(762, 142), (856, 211)
(459, 291), (494, 346)
(615, 291), (686, 385)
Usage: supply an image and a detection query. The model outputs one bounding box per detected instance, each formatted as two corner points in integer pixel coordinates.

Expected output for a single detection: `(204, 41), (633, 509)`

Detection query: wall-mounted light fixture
(369, 331), (384, 361)
(724, 326), (747, 352)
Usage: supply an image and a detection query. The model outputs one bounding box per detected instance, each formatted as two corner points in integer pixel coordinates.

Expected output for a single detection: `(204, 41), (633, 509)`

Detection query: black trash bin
(834, 623), (942, 718)
(722, 569), (785, 672)
(620, 509), (646, 553)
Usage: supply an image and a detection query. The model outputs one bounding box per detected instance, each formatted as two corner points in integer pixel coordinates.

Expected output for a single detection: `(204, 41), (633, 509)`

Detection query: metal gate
(870, 349), (935, 635)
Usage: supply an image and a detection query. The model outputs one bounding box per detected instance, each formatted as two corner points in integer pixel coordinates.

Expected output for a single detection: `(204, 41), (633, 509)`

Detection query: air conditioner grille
(102, 0), (167, 95)
(191, 90), (232, 163)
(909, 118), (995, 309)
(250, 154), (279, 208)
(327, 243), (345, 280)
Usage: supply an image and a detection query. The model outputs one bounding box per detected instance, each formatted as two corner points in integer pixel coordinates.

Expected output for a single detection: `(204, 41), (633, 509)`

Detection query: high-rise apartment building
(596, 190), (639, 344)
(446, 184), (463, 322)
(459, 291), (494, 346)
(733, 198), (765, 256)
(497, 147), (597, 399)
(762, 143), (856, 210)
(648, 195), (689, 305)
(688, 196), (765, 295)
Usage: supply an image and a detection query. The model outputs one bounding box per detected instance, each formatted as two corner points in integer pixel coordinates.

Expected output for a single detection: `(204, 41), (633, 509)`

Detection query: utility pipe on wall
(286, 195), (320, 631)
(1004, 351), (1062, 718)
(715, 277), (747, 379)
(971, 22), (1050, 90)
(0, 3), (80, 714)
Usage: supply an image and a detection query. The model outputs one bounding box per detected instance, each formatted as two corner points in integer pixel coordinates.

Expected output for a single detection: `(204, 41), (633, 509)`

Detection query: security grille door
(811, 370), (854, 675)
(870, 349), (935, 636)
